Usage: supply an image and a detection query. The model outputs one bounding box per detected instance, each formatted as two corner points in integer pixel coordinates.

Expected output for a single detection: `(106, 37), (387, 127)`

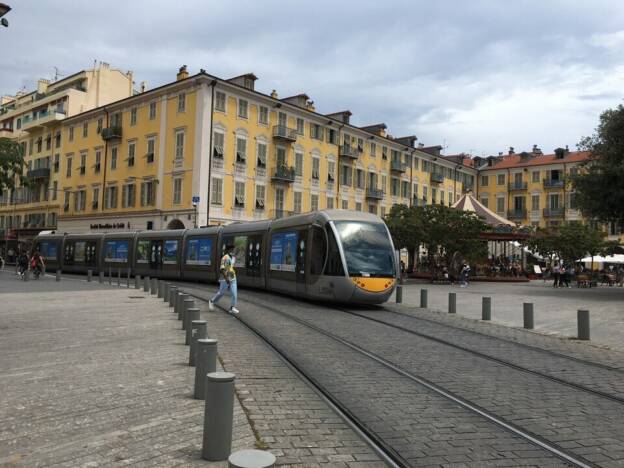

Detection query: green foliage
(524, 222), (607, 264)
(572, 104), (624, 225)
(0, 137), (28, 192)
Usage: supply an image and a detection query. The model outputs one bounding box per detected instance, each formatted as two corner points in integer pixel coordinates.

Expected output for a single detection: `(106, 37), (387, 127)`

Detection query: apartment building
(55, 66), (474, 233)
(0, 63), (134, 248)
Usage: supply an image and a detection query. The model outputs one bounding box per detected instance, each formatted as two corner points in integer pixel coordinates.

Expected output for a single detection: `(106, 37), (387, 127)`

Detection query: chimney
(306, 100), (315, 111)
(176, 65), (189, 81)
(140, 81), (148, 93)
(37, 79), (49, 95)
(418, 143), (424, 148)
(498, 152), (503, 156)
(508, 146), (514, 155)
(554, 147), (566, 159)
(565, 145), (569, 153)
(270, 90), (278, 99)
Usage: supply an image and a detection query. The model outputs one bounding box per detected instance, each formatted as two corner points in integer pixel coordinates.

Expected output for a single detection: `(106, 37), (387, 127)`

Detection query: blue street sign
(192, 196), (200, 205)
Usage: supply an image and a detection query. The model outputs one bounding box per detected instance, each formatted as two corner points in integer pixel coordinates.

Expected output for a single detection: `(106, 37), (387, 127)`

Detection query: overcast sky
(1, 0), (623, 156)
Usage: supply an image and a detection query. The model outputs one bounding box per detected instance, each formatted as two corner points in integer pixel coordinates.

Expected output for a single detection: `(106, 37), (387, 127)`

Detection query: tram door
(64, 242), (75, 265)
(246, 235), (263, 278)
(307, 225), (327, 293)
(85, 241), (98, 268)
(296, 230), (307, 294)
(150, 240), (163, 272)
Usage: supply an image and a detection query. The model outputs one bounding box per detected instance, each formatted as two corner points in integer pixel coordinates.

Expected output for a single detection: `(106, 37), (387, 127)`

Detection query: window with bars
(130, 107), (137, 126)
(211, 178), (222, 205)
(236, 137), (247, 163)
(257, 142), (267, 167)
(234, 181), (245, 207)
(255, 185), (265, 209)
(215, 92), (226, 112)
(213, 131), (224, 158)
(173, 178), (182, 205)
(175, 130), (185, 160)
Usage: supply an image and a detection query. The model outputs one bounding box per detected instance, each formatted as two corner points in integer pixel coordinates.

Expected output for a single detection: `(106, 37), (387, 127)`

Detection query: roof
(442, 153), (475, 167)
(452, 194), (515, 227)
(479, 150), (590, 170)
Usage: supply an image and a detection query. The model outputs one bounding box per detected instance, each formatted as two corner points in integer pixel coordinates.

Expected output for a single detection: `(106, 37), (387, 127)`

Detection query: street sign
(192, 196), (200, 206)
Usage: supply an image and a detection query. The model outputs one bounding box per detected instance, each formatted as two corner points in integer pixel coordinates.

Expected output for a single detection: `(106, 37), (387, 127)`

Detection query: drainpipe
(563, 162), (567, 222)
(205, 80), (217, 226)
(335, 122), (344, 208)
(101, 108), (109, 212)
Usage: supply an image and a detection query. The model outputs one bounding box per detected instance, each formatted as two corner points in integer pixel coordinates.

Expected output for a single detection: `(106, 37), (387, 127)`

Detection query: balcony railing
(0, 128), (13, 137)
(430, 173), (444, 184)
(339, 145), (359, 159)
(21, 110), (66, 131)
(272, 125), (297, 142)
(508, 181), (527, 190)
(543, 207), (565, 217)
(271, 165), (296, 183)
(366, 188), (384, 200)
(507, 209), (527, 219)
(101, 126), (123, 141)
(26, 168), (51, 179)
(390, 160), (407, 173)
(543, 178), (565, 188)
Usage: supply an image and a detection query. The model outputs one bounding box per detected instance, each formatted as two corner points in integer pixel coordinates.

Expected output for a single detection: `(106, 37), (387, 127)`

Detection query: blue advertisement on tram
(186, 238), (212, 265)
(163, 240), (178, 264)
(39, 241), (58, 260)
(270, 231), (297, 272)
(104, 240), (129, 263)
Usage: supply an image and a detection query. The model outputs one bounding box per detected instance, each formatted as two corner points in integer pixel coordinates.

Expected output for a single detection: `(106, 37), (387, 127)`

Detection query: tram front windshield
(334, 221), (395, 278)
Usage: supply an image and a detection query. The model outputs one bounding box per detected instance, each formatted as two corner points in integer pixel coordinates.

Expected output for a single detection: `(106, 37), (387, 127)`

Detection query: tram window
(310, 226), (327, 275)
(136, 240), (150, 263)
(74, 241), (86, 263)
(324, 226), (344, 276)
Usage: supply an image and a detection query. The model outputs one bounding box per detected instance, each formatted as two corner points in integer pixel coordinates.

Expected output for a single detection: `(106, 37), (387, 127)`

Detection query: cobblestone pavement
(235, 289), (624, 467)
(399, 280), (624, 351)
(0, 272), (256, 467)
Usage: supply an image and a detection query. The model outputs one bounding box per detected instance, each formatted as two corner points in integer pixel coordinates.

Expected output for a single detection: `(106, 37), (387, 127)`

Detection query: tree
(384, 204), (424, 272)
(572, 104), (624, 225)
(0, 137), (28, 192)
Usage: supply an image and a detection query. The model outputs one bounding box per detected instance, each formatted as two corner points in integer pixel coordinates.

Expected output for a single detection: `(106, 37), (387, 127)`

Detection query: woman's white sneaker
(208, 300), (214, 311)
(229, 306), (239, 314)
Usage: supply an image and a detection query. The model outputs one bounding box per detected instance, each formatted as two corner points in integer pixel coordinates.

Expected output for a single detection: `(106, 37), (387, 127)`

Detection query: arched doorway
(167, 219), (185, 230)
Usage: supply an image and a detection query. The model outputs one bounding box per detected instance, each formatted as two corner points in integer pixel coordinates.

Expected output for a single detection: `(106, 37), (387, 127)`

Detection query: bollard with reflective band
(182, 299), (195, 329)
(202, 371), (235, 461)
(194, 339), (218, 399)
(55, 270), (61, 282)
(228, 449), (276, 468)
(578, 309), (590, 340)
(135, 275), (141, 289)
(420, 289), (428, 308)
(448, 292), (456, 314)
(395, 284), (402, 303)
(169, 286), (178, 307)
(143, 276), (150, 292)
(185, 308), (200, 345)
(99, 271), (104, 283)
(482, 297), (491, 321)
(87, 270), (92, 282)
(189, 320), (208, 366)
(523, 302), (534, 329)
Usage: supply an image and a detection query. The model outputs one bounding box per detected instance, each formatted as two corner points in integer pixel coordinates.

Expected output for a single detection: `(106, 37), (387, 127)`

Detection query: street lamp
(0, 3), (11, 27)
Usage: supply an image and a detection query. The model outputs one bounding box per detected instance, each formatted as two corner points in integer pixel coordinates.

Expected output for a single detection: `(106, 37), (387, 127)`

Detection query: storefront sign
(90, 223), (126, 229)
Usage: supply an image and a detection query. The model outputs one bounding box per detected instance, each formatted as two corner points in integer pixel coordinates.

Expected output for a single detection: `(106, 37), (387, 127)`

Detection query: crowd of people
(0, 248), (45, 279)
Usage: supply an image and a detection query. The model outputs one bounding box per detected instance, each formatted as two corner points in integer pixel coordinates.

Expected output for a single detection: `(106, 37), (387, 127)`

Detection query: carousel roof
(452, 193), (516, 228)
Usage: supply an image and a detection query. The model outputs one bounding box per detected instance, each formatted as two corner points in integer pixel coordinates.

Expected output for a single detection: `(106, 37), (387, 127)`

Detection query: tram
(33, 210), (398, 304)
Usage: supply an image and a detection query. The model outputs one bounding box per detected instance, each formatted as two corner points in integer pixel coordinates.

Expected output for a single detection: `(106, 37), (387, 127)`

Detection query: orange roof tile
(480, 151), (591, 170)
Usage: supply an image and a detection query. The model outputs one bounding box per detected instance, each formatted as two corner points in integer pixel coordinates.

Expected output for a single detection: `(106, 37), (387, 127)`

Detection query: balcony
(0, 128), (13, 138)
(430, 173), (444, 184)
(507, 209), (527, 220)
(366, 188), (384, 200)
(543, 207), (565, 217)
(390, 160), (407, 173)
(508, 181), (527, 191)
(101, 126), (123, 141)
(26, 167), (51, 180)
(543, 178), (565, 189)
(21, 110), (66, 131)
(272, 125), (297, 142)
(271, 165), (296, 183)
(339, 145), (359, 160)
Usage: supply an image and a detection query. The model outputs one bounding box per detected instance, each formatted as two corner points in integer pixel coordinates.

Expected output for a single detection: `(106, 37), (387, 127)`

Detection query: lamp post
(0, 3), (11, 27)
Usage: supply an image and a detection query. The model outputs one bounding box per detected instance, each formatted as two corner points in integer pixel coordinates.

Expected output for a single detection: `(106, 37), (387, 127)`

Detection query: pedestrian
(560, 265), (570, 288)
(459, 262), (471, 287)
(208, 243), (239, 314)
(552, 262), (560, 288)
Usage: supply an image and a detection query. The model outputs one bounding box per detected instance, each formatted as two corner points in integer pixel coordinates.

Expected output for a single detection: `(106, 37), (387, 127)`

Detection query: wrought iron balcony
(366, 188), (384, 200)
(101, 126), (122, 141)
(390, 160), (407, 173)
(543, 178), (565, 188)
(430, 173), (444, 184)
(271, 165), (296, 183)
(508, 181), (527, 191)
(507, 209), (527, 219)
(339, 145), (359, 159)
(543, 207), (565, 217)
(272, 125), (297, 142)
(26, 167), (51, 180)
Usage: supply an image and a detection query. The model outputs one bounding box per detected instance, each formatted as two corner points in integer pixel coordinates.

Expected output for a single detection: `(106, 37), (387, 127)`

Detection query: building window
(295, 152), (303, 176)
(104, 185), (118, 209)
(381, 175), (387, 193)
(296, 118), (304, 135)
(45, 134), (52, 151)
(66, 155), (72, 177)
(213, 131), (224, 159)
(74, 190), (86, 212)
(54, 154), (60, 173)
(422, 185), (428, 202)
(236, 137), (247, 163)
(234, 181), (245, 207)
(532, 171), (540, 183)
(311, 194), (319, 212)
(355, 202), (362, 211)
(569, 192), (577, 210)
(149, 102), (157, 120)
(80, 151), (87, 175)
(391, 178), (399, 197)
(178, 93), (186, 113)
(413, 158), (419, 170)
(401, 181), (409, 198)
(215, 91), (226, 112)
(382, 146), (388, 160)
(341, 165), (352, 186)
(531, 195), (539, 211)
(211, 178), (223, 205)
(356, 169), (364, 189)
(480, 175), (489, 186)
(173, 178), (182, 205)
(312, 158), (320, 179)
(95, 149), (101, 173)
(342, 200), (349, 209)
(146, 137), (155, 163)
(238, 99), (248, 119)
(259, 106), (269, 125)
(111, 147), (118, 170)
(431, 188), (437, 204)
(97, 118), (103, 133)
(82, 121), (88, 138)
(370, 142), (376, 157)
(128, 141), (136, 167)
(257, 142), (267, 167)
(255, 184), (265, 210)
(130, 107), (137, 126)
(140, 180), (155, 206)
(175, 130), (185, 161)
(496, 197), (505, 213)
(326, 196), (334, 209)
(480, 196), (488, 208)
(294, 192), (302, 213)
(497, 174), (505, 185)
(122, 184), (136, 208)
(310, 123), (324, 140)
(413, 183), (418, 198)
(52, 181), (58, 201)
(69, 126), (74, 142)
(55, 131), (61, 148)
(440, 190), (445, 205)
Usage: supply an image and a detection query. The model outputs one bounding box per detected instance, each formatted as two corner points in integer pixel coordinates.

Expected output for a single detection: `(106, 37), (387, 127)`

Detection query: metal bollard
(135, 275), (141, 289)
(523, 302), (534, 329)
(169, 286), (178, 307)
(163, 283), (169, 302)
(448, 292), (456, 314)
(194, 339), (218, 399)
(151, 277), (158, 295)
(395, 284), (403, 303)
(185, 308), (200, 345)
(108, 267), (112, 285)
(482, 297), (491, 321)
(87, 270), (92, 282)
(24, 269), (29, 281)
(189, 320), (208, 366)
(420, 288), (428, 308)
(578, 309), (590, 340)
(182, 299), (195, 329)
(228, 449), (276, 468)
(176, 292), (188, 318)
(202, 371), (235, 461)
(55, 270), (61, 282)
(143, 276), (150, 292)
(117, 268), (121, 287)
(99, 271), (104, 283)
(158, 280), (165, 299)
(126, 269), (131, 288)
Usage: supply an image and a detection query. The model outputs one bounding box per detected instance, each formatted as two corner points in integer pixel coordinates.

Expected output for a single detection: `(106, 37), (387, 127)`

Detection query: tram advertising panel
(136, 240), (150, 263)
(104, 240), (129, 263)
(270, 231), (297, 272)
(163, 240), (178, 264)
(38, 241), (58, 261)
(186, 238), (212, 265)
